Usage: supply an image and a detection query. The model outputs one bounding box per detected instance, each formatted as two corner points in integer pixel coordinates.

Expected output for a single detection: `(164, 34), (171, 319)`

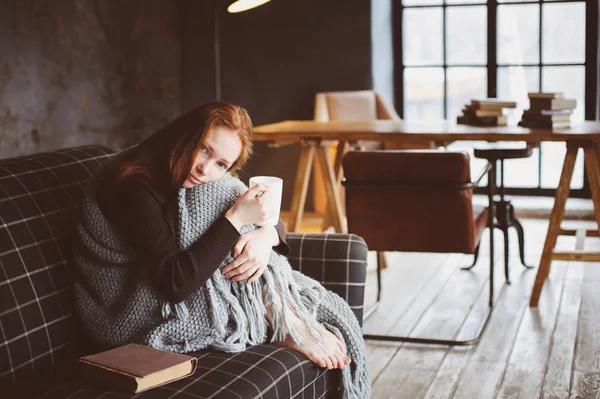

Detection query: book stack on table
(457, 99), (517, 126)
(518, 92), (576, 129)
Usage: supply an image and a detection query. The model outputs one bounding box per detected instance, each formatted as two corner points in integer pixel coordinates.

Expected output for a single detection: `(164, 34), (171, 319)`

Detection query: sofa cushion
(33, 345), (339, 398)
(286, 233), (367, 325)
(0, 146), (116, 386)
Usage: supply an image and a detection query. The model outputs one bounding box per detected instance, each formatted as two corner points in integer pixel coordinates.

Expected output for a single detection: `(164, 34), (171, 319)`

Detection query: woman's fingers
(232, 237), (249, 258)
(247, 265), (266, 283)
(225, 258), (257, 279)
(232, 263), (264, 282)
(246, 183), (268, 198)
(222, 256), (245, 274)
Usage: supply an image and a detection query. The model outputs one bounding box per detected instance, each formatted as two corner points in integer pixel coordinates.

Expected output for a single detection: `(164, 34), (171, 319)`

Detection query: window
(395, 0), (597, 197)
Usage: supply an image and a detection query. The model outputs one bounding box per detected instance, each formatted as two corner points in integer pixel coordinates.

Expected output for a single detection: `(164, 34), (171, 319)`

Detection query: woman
(75, 101), (350, 370)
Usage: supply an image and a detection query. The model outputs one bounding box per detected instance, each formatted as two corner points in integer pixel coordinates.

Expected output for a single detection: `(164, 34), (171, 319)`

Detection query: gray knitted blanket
(73, 173), (369, 398)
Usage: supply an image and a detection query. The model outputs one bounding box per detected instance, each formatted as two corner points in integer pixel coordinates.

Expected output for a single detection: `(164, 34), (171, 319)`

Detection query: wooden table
(253, 120), (600, 307)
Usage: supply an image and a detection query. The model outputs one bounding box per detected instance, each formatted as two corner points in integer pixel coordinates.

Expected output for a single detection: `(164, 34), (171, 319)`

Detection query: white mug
(248, 176), (283, 227)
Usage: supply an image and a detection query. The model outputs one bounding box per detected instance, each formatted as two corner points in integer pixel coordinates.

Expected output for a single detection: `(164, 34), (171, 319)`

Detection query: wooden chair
(313, 91), (401, 233)
(342, 150), (498, 346)
(313, 91), (434, 245)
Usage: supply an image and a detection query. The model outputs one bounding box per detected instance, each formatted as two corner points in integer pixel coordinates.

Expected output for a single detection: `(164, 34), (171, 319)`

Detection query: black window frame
(393, 0), (599, 199)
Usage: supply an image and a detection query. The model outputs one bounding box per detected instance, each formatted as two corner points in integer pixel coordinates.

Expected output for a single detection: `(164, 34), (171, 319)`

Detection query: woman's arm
(221, 219), (289, 283)
(107, 179), (241, 304)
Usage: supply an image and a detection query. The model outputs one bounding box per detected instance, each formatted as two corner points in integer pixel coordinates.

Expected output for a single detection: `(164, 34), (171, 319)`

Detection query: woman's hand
(225, 184), (276, 230)
(222, 226), (279, 283)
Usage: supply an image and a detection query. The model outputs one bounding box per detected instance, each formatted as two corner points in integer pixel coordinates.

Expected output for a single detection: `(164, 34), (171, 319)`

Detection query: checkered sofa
(0, 145), (368, 398)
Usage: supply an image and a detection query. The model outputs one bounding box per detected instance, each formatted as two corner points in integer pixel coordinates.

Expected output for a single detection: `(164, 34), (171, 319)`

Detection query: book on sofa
(78, 343), (197, 393)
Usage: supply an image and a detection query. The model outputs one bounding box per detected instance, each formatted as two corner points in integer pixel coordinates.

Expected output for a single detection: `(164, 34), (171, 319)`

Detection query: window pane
(542, 2), (585, 64)
(541, 66), (585, 122)
(447, 67), (487, 120)
(403, 0), (441, 5)
(403, 8), (443, 66)
(498, 4), (539, 65)
(404, 68), (444, 120)
(504, 145), (540, 189)
(446, 6), (487, 65)
(540, 144), (584, 189)
(497, 66), (540, 125)
(496, 66), (541, 189)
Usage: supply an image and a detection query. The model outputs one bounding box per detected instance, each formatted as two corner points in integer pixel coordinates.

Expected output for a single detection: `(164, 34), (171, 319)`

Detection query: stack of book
(457, 99), (517, 126)
(518, 92), (576, 129)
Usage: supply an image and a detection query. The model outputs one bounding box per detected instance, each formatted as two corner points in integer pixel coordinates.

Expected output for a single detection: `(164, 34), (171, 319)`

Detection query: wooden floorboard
(570, 261), (600, 399)
(364, 218), (600, 399)
(540, 263), (585, 399)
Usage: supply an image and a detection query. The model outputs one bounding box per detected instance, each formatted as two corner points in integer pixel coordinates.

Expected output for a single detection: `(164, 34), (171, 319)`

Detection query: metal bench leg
(362, 170), (499, 346)
(362, 249), (497, 346)
(363, 252), (383, 320)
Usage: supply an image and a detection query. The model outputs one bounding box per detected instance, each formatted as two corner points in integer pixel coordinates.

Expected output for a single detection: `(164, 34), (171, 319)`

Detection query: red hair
(116, 101), (253, 189)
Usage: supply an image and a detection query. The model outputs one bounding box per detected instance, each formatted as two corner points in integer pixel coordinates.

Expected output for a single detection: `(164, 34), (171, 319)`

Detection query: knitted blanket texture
(73, 173), (369, 398)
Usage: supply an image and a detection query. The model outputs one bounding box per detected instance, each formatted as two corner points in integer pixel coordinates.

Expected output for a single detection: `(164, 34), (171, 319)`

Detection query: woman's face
(182, 126), (243, 188)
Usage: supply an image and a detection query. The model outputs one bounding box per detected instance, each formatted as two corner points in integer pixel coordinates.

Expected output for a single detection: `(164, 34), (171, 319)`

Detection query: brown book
(518, 120), (571, 129)
(527, 92), (564, 99)
(457, 115), (471, 125)
(463, 106), (504, 117)
(471, 99), (517, 109)
(457, 114), (507, 126)
(78, 343), (197, 393)
(528, 98), (577, 111)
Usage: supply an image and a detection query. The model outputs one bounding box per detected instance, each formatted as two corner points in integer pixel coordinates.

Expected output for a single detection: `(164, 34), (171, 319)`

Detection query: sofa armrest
(286, 233), (368, 326)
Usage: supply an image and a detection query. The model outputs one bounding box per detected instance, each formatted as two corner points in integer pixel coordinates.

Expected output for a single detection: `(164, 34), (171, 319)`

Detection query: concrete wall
(0, 0), (182, 157)
(214, 0), (373, 208)
(1, 0), (379, 210)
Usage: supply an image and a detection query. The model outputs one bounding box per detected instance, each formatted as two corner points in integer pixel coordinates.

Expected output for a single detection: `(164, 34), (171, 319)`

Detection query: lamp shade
(227, 0), (271, 13)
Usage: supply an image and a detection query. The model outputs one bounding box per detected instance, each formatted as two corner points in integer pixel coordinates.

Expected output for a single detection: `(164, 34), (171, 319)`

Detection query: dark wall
(179, 0), (218, 110)
(372, 0), (394, 104)
(217, 0), (373, 209)
(0, 0), (182, 157)
(1, 0), (375, 210)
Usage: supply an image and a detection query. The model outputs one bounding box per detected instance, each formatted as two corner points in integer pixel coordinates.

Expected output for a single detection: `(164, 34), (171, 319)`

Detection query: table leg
(529, 144), (578, 307)
(322, 141), (349, 231)
(315, 144), (347, 233)
(288, 143), (315, 232)
(584, 144), (600, 238)
(333, 140), (348, 186)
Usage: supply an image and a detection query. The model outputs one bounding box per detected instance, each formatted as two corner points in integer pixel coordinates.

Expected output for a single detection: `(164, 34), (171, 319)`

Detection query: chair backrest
(0, 145), (115, 386)
(342, 150), (478, 254)
(314, 90), (401, 122)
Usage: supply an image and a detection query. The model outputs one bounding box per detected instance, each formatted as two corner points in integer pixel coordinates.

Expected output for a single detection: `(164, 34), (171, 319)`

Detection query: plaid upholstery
(286, 233), (368, 326)
(0, 145), (368, 398)
(36, 345), (339, 399)
(0, 146), (116, 388)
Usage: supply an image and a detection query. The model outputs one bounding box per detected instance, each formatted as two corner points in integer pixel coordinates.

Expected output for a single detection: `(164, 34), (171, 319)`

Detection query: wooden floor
(362, 218), (600, 399)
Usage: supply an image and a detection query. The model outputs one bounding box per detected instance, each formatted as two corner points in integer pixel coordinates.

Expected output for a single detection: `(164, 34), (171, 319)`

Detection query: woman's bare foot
(274, 316), (351, 369)
(264, 286), (350, 369)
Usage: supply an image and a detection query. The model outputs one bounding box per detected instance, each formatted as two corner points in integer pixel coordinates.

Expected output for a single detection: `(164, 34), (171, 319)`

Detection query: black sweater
(96, 170), (289, 304)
